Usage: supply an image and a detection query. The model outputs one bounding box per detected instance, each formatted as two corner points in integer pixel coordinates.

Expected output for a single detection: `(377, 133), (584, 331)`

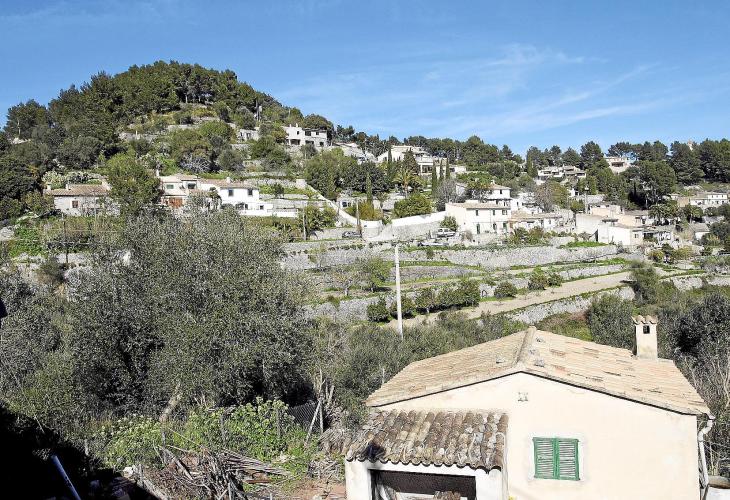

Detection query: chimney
(632, 315), (658, 360)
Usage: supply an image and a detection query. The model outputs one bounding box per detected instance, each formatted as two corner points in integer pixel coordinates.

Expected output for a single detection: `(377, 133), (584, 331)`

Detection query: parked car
(436, 227), (457, 238)
(342, 230), (361, 239)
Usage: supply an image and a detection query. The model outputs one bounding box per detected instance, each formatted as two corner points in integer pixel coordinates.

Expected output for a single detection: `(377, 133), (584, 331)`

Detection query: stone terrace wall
(506, 287), (635, 324)
(403, 244), (622, 270)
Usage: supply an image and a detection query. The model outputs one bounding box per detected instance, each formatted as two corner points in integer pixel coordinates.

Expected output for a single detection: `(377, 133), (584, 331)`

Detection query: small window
(502, 210), (507, 215)
(534, 437), (579, 481)
(248, 189), (253, 196)
(643, 325), (651, 334)
(475, 209), (479, 216)
(72, 200), (79, 208)
(228, 189), (234, 197)
(166, 184), (174, 190)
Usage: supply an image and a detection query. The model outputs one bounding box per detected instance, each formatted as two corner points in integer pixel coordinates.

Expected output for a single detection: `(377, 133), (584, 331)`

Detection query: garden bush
(494, 281), (518, 298)
(366, 297), (390, 322)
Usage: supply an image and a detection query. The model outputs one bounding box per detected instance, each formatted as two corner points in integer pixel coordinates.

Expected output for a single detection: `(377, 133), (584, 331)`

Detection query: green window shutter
(533, 437), (580, 481)
(556, 438), (579, 480)
(533, 437), (555, 479)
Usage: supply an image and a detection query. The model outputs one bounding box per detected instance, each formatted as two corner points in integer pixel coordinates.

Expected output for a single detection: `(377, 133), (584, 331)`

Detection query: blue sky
(1, 0), (729, 153)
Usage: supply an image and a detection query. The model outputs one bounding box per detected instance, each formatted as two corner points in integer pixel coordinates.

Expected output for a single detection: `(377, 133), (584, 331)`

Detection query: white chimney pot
(633, 315), (658, 360)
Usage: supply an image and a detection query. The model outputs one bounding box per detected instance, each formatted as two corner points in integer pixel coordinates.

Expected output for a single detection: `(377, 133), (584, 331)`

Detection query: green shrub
(649, 249), (665, 263)
(99, 416), (163, 468)
(546, 271), (563, 287)
(367, 297), (390, 322)
(441, 215), (458, 232)
(494, 281), (518, 298)
(393, 194), (432, 218)
(415, 288), (437, 313)
(389, 295), (416, 318)
(528, 269), (549, 290)
(456, 279), (480, 306)
(425, 247), (435, 260)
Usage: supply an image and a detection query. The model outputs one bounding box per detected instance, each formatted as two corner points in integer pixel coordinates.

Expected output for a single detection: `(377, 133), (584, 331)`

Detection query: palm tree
(394, 167), (418, 198)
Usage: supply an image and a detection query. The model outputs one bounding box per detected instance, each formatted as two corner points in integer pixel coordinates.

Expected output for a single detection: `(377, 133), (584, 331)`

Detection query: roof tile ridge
(515, 327), (535, 368)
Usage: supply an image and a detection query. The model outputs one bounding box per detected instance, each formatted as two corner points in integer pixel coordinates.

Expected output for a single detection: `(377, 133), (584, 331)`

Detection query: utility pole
(394, 244), (403, 340)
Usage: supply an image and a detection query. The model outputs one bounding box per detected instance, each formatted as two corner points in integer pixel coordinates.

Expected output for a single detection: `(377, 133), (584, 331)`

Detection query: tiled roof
(46, 184), (109, 197)
(203, 179), (254, 189)
(367, 328), (709, 416)
(510, 211), (562, 221)
(342, 410), (507, 470)
(447, 202), (508, 210)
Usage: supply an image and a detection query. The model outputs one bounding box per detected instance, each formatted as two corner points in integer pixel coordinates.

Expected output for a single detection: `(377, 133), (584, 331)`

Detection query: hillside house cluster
(536, 165), (586, 184)
(158, 173), (276, 215)
(338, 317), (711, 500)
(445, 185), (566, 236)
(376, 145), (465, 177)
(575, 202), (673, 246)
(673, 191), (729, 210)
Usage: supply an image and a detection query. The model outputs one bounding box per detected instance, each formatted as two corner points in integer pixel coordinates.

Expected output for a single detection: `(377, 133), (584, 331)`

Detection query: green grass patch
(537, 312), (592, 341)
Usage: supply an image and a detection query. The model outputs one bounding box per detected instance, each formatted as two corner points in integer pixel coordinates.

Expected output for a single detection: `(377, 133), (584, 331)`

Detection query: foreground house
(45, 182), (113, 216)
(343, 318), (710, 500)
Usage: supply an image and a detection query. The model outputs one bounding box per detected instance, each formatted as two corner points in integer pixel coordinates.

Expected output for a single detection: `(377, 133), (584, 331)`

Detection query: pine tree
(445, 157), (451, 179)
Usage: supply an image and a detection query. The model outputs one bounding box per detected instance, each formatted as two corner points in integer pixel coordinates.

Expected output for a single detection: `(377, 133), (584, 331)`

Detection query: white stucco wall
(376, 373), (700, 500)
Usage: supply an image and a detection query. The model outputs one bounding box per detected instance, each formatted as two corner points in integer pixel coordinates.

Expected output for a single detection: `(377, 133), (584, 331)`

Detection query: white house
(445, 201), (512, 235)
(376, 145), (442, 176)
(159, 174), (273, 215)
(340, 318), (710, 500)
(509, 211), (564, 231)
(329, 142), (377, 164)
(605, 156), (632, 174)
(284, 124), (329, 149)
(683, 192), (728, 210)
(537, 165), (585, 184)
(46, 182), (113, 216)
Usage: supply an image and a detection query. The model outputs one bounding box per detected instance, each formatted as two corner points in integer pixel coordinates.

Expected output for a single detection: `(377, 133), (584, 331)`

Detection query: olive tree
(66, 211), (310, 416)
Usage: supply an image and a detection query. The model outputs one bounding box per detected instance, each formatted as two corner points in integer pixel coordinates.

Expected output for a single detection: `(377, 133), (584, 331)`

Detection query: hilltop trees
(4, 100), (51, 139)
(669, 141), (703, 184)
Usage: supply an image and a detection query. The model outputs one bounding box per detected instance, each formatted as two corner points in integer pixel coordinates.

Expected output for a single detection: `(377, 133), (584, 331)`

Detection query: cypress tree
(431, 161), (438, 199)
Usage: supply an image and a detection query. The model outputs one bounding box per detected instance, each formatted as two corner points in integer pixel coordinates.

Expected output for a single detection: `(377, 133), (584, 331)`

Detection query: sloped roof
(46, 184), (109, 197)
(447, 202), (507, 210)
(343, 410), (507, 470)
(203, 179), (254, 189)
(367, 328), (709, 416)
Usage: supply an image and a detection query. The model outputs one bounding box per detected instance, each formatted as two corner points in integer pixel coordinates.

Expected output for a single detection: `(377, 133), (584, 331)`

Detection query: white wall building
(46, 182), (114, 216)
(537, 165), (586, 184)
(446, 201), (512, 235)
(329, 142), (376, 163)
(605, 155), (633, 174)
(341, 319), (710, 500)
(683, 192), (729, 209)
(159, 174), (274, 215)
(284, 124), (329, 149)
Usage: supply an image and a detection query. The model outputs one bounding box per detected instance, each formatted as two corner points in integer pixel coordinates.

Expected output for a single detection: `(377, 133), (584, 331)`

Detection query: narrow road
(391, 271), (635, 327)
